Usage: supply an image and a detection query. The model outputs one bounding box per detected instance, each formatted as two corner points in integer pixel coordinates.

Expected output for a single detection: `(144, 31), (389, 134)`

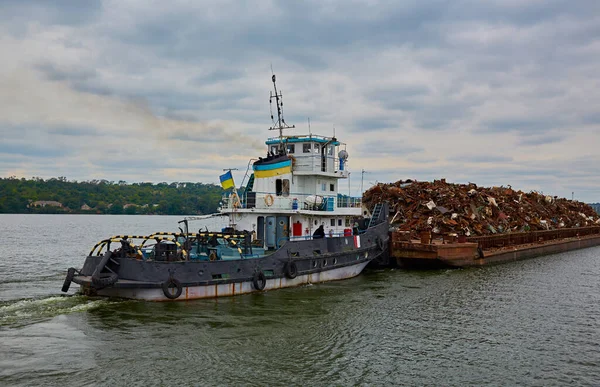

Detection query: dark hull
(72, 222), (389, 301)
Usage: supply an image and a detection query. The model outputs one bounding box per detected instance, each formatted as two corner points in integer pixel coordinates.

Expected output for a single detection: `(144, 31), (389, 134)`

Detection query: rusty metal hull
(391, 233), (600, 269)
(77, 261), (370, 301)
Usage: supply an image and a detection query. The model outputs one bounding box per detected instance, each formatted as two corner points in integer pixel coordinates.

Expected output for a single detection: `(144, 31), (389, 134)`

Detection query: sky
(1, 0), (599, 202)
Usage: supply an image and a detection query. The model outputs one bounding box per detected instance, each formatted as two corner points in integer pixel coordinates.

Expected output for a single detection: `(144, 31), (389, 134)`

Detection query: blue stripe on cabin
(253, 160), (291, 171)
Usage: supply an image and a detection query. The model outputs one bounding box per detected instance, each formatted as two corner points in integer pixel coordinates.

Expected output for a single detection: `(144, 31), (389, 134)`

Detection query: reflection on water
(1, 215), (599, 385)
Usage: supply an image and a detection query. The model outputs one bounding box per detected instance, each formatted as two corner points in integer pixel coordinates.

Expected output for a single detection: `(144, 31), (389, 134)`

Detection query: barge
(390, 226), (600, 268)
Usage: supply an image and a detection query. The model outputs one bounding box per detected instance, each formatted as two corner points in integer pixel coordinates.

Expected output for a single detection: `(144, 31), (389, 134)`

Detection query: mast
(269, 74), (295, 154)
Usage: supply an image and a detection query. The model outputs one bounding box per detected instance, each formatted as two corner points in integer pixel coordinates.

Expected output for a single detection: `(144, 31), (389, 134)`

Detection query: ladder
(368, 203), (383, 228)
(245, 173), (255, 194)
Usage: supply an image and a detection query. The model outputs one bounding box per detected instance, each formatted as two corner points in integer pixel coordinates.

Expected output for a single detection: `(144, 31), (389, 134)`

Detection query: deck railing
(222, 191), (362, 211)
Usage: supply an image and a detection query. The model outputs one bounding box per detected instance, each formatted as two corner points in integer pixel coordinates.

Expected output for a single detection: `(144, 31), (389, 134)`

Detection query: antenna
(269, 74), (295, 154)
(308, 117), (311, 134)
(361, 169), (369, 195)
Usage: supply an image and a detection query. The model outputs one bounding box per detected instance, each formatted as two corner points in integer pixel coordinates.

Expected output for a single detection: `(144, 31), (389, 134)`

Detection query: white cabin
(219, 75), (363, 249)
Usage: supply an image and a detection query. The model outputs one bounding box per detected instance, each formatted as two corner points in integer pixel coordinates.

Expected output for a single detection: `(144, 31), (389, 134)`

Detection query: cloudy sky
(1, 0), (599, 201)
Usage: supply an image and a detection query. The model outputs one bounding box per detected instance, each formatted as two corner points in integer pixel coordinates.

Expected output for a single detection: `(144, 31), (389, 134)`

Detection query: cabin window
(287, 144), (295, 154)
(303, 143), (311, 153)
(321, 183), (326, 191)
(282, 179), (290, 197)
(314, 144), (320, 153)
(345, 218), (351, 227)
(330, 219), (335, 227)
(276, 179), (290, 197)
(328, 145), (334, 156)
(330, 183), (335, 191)
(270, 145), (278, 155)
(338, 219), (342, 226)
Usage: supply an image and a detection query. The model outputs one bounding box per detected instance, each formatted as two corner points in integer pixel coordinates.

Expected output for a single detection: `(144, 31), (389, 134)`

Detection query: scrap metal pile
(363, 179), (600, 237)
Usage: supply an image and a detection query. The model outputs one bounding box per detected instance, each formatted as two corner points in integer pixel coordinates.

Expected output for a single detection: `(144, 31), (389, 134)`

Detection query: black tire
(162, 278), (183, 299)
(252, 271), (266, 291)
(92, 272), (119, 288)
(376, 237), (385, 251)
(61, 267), (76, 292)
(284, 262), (298, 279)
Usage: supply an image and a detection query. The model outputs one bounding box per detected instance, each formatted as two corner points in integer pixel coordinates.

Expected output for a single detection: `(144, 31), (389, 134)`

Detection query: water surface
(1, 215), (599, 385)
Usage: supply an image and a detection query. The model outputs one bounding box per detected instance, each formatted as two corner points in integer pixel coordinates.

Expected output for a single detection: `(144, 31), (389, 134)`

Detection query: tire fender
(61, 267), (76, 293)
(376, 236), (385, 251)
(162, 278), (183, 300)
(252, 271), (267, 291)
(284, 262), (298, 279)
(92, 272), (118, 289)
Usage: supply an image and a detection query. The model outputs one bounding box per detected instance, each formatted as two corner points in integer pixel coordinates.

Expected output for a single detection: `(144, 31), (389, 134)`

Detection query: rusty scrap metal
(363, 179), (600, 237)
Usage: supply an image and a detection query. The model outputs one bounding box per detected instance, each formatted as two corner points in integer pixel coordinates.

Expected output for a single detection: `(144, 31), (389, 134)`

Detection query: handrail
(223, 190), (362, 210)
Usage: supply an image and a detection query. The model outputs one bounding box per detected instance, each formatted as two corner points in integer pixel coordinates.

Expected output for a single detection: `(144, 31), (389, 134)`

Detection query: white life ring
(264, 194), (274, 207)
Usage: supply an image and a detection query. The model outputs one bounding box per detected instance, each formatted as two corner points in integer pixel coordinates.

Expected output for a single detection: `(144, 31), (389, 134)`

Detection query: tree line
(0, 176), (224, 215)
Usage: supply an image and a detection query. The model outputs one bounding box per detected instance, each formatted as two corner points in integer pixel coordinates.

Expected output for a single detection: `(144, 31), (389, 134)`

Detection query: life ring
(61, 267), (76, 292)
(284, 261), (298, 279)
(376, 236), (385, 251)
(209, 251), (217, 261)
(162, 277), (183, 299)
(252, 271), (267, 290)
(264, 194), (274, 207)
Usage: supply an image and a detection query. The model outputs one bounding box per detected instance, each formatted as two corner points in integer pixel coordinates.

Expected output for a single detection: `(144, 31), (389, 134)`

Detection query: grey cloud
(519, 134), (565, 146)
(0, 0), (101, 27)
(0, 141), (71, 158)
(48, 126), (100, 137)
(351, 117), (397, 132)
(582, 113), (600, 125)
(448, 155), (514, 164)
(482, 119), (555, 134)
(36, 63), (99, 83)
(356, 141), (423, 156)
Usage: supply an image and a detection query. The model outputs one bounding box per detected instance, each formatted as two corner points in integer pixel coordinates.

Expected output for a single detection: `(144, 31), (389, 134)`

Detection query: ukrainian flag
(253, 159), (292, 178)
(219, 171), (235, 190)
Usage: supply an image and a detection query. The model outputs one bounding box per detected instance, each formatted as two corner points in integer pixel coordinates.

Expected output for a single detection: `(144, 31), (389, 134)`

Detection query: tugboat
(61, 74), (389, 301)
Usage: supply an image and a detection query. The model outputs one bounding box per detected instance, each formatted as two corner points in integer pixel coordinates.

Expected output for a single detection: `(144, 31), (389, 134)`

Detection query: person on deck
(313, 225), (325, 239)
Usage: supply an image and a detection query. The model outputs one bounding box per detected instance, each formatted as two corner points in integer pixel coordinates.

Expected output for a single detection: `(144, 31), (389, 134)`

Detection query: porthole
(198, 270), (204, 276)
(312, 260), (317, 268)
(323, 259), (327, 267)
(333, 258), (338, 264)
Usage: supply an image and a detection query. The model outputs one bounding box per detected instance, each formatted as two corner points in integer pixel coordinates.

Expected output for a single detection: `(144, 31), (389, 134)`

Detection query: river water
(0, 214), (599, 386)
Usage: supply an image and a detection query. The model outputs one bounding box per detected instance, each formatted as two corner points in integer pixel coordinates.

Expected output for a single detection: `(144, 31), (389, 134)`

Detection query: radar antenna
(269, 74), (295, 154)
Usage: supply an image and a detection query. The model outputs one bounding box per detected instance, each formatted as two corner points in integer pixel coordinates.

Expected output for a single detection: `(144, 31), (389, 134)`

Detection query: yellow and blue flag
(219, 171), (235, 190)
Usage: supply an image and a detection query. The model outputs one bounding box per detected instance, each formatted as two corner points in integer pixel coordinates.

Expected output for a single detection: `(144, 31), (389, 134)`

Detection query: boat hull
(69, 221), (389, 301)
(77, 260), (369, 301)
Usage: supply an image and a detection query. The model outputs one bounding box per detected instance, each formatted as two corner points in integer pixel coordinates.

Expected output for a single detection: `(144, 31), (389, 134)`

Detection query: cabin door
(266, 216), (276, 249)
(276, 216), (290, 248)
(257, 216), (265, 247)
